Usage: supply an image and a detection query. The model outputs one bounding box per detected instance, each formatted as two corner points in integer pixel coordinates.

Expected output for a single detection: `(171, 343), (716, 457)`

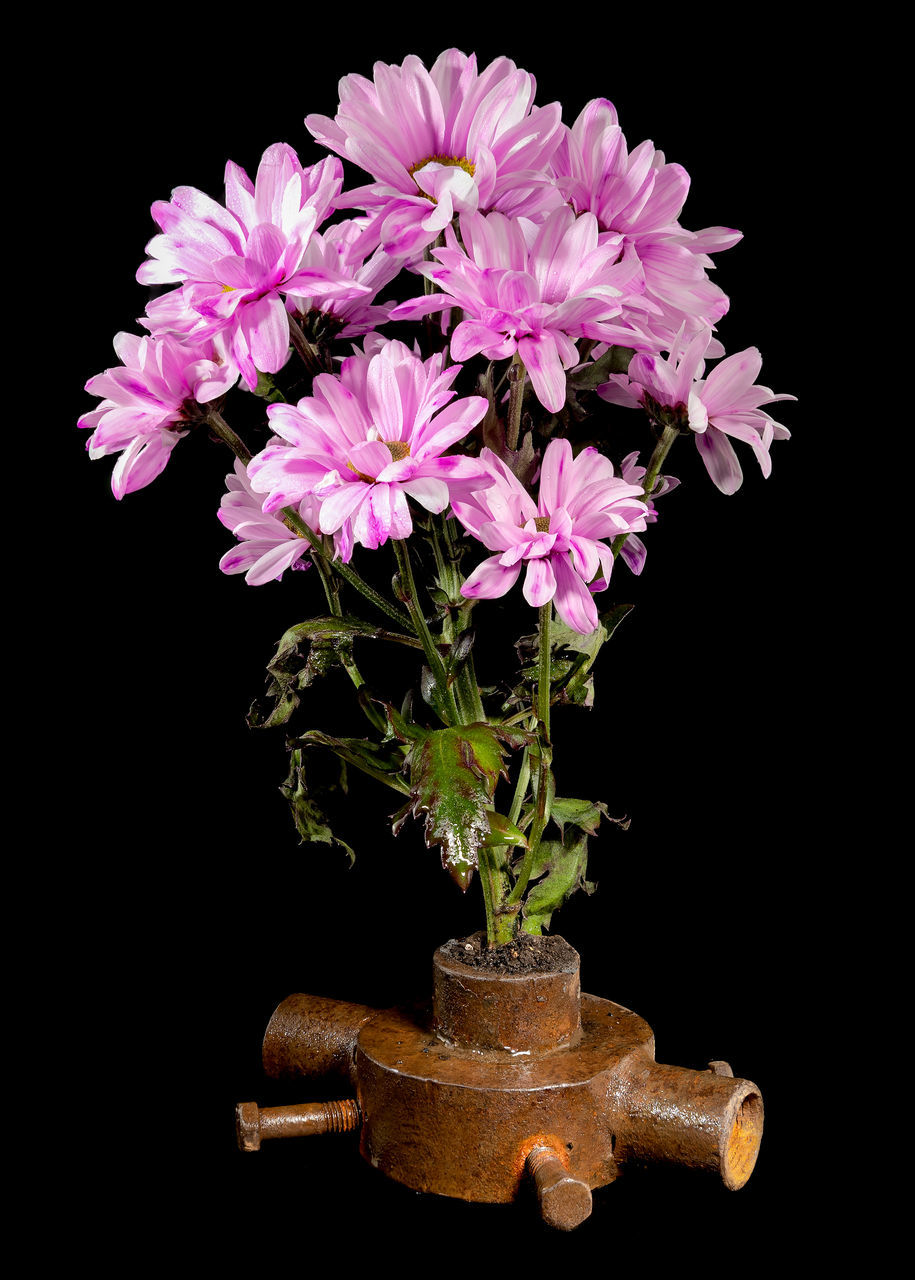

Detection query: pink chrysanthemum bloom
(246, 339), (492, 562)
(218, 458), (344, 585)
(283, 218), (404, 339)
(614, 451), (679, 576)
(552, 99), (741, 348)
(79, 331), (238, 498)
(451, 438), (648, 635)
(138, 145), (364, 390)
(599, 329), (794, 494)
(305, 50), (565, 260)
(390, 207), (653, 414)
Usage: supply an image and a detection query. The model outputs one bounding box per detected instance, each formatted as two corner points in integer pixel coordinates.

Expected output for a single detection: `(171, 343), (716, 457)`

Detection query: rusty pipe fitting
(240, 936), (763, 1225)
(236, 1098), (362, 1152)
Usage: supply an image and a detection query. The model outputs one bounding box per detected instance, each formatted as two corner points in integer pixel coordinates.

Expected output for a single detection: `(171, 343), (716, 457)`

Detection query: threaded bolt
(526, 1145), (593, 1231)
(235, 1098), (363, 1152)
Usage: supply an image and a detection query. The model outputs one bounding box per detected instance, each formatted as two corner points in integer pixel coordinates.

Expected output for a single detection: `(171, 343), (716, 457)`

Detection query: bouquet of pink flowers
(79, 49), (793, 949)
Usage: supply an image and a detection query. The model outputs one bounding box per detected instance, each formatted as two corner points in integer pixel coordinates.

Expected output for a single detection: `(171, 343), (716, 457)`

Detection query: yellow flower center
(534, 516), (551, 533)
(409, 154), (476, 179)
(408, 154), (476, 203)
(346, 439), (411, 484)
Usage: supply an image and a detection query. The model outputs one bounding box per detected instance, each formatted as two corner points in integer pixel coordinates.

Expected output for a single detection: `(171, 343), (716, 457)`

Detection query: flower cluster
(80, 46), (793, 630)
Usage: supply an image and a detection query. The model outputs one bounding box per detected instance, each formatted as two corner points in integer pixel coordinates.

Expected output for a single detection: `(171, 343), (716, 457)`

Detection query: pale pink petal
(461, 556), (522, 600)
(551, 554), (599, 634)
(523, 556), (557, 607)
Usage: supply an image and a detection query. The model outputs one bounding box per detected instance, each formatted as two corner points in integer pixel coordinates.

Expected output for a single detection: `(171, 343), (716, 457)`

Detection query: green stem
(505, 353), (525, 452)
(612, 421), (680, 559)
(287, 314), (325, 376)
(392, 539), (458, 725)
(205, 407), (253, 464)
(505, 605), (553, 914)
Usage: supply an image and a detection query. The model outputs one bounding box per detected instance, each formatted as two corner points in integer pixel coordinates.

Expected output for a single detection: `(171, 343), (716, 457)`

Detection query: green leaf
(481, 811), (529, 850)
(249, 616), (421, 729)
(567, 345), (635, 390)
(297, 729), (410, 795)
(280, 748), (355, 865)
(405, 723), (510, 890)
(549, 795), (632, 838)
(521, 830), (595, 934)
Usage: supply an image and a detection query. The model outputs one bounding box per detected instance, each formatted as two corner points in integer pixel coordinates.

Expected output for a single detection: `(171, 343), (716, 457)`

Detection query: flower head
(552, 99), (742, 347)
(218, 457), (346, 585)
(138, 145), (364, 389)
(599, 329), (794, 493)
(615, 451), (679, 576)
(283, 218), (404, 340)
(246, 339), (491, 561)
(79, 331), (237, 498)
(305, 50), (564, 259)
(391, 206), (653, 413)
(452, 438), (648, 634)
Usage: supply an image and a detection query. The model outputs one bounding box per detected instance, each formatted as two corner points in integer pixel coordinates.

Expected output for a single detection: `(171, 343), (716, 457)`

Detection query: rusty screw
(525, 1146), (592, 1231)
(235, 1099), (362, 1152)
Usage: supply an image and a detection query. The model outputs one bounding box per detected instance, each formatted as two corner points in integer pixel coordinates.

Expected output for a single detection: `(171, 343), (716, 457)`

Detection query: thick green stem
(393, 539), (458, 725)
(505, 353), (525, 452)
(612, 422), (680, 559)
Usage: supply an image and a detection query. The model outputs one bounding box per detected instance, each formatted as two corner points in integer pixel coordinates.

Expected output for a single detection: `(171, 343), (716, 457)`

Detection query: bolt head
(235, 1102), (261, 1152)
(539, 1174), (593, 1231)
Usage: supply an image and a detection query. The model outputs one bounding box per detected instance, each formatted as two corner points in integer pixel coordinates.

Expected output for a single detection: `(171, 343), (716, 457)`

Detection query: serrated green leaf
(405, 723), (510, 890)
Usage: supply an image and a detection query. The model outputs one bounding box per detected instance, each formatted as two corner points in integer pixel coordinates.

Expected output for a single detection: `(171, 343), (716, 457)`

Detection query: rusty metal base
(237, 936), (763, 1230)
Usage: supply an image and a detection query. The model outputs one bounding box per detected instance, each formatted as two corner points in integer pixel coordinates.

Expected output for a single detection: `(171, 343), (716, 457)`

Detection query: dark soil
(440, 932), (577, 974)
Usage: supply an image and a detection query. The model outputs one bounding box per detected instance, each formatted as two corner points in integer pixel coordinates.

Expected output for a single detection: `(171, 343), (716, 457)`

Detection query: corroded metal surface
(262, 992), (377, 1087)
(433, 936), (581, 1053)
(236, 1099), (362, 1151)
(238, 936), (763, 1227)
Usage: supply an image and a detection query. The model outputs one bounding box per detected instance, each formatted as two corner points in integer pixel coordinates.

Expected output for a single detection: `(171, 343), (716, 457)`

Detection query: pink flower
(552, 99), (742, 348)
(599, 329), (794, 493)
(305, 50), (564, 259)
(452, 438), (648, 634)
(615, 451), (679, 576)
(246, 339), (491, 561)
(284, 219), (404, 339)
(390, 207), (653, 414)
(218, 457), (343, 585)
(138, 144), (364, 389)
(78, 331), (238, 498)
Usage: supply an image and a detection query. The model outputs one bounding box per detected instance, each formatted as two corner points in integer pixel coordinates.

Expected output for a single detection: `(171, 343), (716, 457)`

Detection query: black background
(47, 11), (837, 1266)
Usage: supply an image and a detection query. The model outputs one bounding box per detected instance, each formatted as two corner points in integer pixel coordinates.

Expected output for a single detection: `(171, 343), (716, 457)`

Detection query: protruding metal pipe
(262, 994), (378, 1085)
(235, 1099), (363, 1152)
(610, 1059), (763, 1190)
(525, 1145), (593, 1231)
